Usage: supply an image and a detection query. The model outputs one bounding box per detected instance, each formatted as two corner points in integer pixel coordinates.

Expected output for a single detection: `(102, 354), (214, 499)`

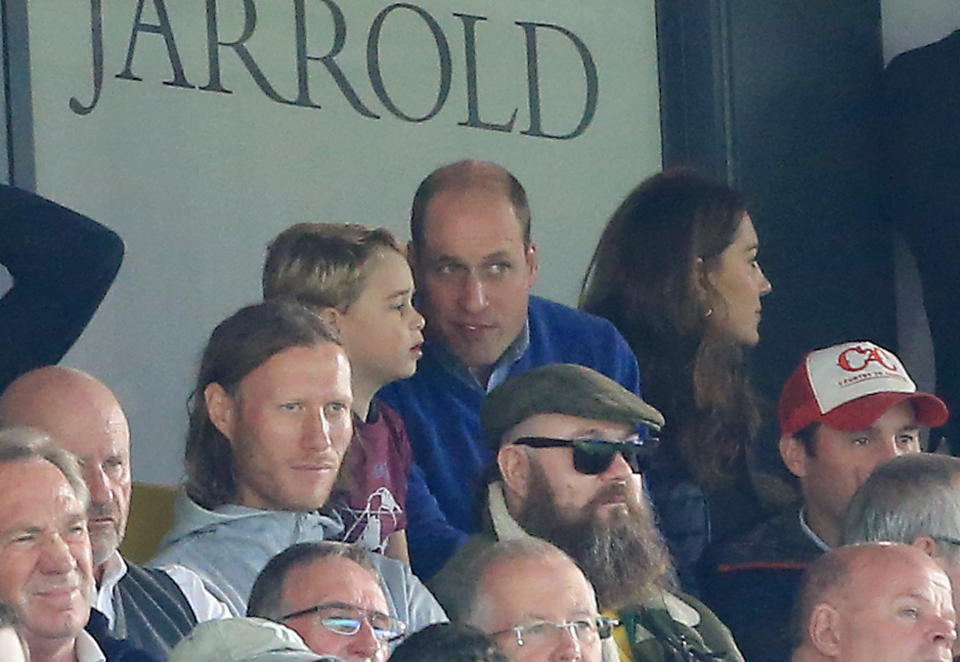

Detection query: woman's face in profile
(704, 213), (772, 346)
(0, 626), (27, 662)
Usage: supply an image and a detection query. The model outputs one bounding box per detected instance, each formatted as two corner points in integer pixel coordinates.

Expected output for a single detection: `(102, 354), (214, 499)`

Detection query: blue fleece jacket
(379, 296), (641, 578)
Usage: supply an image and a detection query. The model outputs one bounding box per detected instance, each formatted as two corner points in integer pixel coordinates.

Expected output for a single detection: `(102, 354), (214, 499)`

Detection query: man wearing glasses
(462, 538), (612, 662)
(844, 453), (960, 660)
(249, 542), (405, 662)
(431, 363), (743, 662)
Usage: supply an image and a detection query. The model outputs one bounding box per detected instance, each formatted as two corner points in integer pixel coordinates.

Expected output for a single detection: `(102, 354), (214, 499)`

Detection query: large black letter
(367, 4), (450, 123)
(516, 21), (598, 140)
(117, 0), (194, 89)
(292, 0), (379, 117)
(454, 13), (516, 133)
(200, 0), (292, 104)
(70, 0), (105, 115)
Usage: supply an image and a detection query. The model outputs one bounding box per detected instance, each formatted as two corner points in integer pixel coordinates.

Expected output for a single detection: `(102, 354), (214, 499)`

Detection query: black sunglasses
(512, 436), (658, 475)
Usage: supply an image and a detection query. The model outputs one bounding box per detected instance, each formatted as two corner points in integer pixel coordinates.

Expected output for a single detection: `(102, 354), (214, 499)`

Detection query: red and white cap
(778, 340), (949, 436)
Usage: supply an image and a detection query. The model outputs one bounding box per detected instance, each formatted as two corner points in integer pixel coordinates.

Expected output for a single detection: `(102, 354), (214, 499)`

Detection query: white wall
(881, 0), (960, 61)
(26, 1), (662, 485)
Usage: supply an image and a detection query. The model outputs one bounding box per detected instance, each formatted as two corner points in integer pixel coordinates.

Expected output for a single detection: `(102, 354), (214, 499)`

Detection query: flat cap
(481, 363), (665, 448)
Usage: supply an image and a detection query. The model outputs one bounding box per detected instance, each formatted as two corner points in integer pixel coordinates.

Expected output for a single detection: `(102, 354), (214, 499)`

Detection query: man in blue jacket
(379, 160), (640, 579)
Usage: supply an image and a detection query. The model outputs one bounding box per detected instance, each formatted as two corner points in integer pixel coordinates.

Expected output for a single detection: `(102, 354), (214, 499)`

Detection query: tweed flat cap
(481, 363), (665, 448)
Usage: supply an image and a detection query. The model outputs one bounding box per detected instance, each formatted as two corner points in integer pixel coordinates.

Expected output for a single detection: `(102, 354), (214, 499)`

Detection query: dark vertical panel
(1, 0), (34, 189)
(656, 0), (892, 404)
(656, 0), (733, 181)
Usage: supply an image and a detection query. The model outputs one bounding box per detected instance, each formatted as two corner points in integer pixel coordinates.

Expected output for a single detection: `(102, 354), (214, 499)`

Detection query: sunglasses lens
(571, 441), (652, 475)
(622, 446), (652, 474)
(571, 442), (616, 475)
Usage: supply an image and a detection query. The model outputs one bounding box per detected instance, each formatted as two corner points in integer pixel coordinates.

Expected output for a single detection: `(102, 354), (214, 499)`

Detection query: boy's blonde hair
(263, 223), (405, 310)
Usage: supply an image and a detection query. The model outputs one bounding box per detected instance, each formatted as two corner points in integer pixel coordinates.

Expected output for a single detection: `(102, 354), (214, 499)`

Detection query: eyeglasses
(489, 616), (619, 648)
(511, 436), (658, 475)
(278, 601), (407, 644)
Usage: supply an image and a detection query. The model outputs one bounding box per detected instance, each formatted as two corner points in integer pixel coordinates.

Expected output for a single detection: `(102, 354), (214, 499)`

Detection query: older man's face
(479, 554), (603, 662)
(0, 458), (93, 653)
(836, 550), (955, 662)
(280, 556), (391, 662)
(0, 369), (132, 568)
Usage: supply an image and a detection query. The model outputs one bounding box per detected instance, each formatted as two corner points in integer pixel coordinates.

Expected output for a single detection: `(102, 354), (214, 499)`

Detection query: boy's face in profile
(337, 250), (425, 397)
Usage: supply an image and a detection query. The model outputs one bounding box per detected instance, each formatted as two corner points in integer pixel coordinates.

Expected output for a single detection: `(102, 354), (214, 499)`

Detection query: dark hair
(389, 623), (509, 662)
(580, 168), (761, 490)
(185, 301), (341, 510)
(410, 160), (531, 249)
(247, 541), (377, 620)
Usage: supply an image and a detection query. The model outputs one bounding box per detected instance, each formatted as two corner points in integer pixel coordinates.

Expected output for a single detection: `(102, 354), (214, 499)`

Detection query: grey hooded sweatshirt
(149, 493), (447, 632)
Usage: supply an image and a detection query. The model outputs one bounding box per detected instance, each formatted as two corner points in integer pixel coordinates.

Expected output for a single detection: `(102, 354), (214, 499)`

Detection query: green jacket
(429, 483), (745, 662)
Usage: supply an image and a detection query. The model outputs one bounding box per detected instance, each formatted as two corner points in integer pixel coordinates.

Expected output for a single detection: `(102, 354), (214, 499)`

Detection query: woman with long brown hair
(581, 168), (779, 588)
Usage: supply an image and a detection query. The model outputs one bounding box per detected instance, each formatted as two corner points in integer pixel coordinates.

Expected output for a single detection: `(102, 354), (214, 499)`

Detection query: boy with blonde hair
(264, 223), (425, 562)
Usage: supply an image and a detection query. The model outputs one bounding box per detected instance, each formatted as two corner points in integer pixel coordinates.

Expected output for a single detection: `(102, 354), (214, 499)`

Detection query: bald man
(792, 543), (956, 662)
(0, 367), (231, 659)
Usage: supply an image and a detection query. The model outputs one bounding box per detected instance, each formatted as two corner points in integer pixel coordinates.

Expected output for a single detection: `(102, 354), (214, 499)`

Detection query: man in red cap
(701, 340), (949, 662)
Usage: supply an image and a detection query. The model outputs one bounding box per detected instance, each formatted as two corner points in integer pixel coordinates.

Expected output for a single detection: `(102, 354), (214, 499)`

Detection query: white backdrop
(27, 0), (661, 484)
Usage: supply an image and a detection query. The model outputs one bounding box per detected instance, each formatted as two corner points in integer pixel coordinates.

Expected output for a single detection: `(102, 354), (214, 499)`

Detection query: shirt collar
(94, 550), (127, 629)
(76, 629), (108, 662)
(429, 320), (530, 392)
(798, 507), (832, 552)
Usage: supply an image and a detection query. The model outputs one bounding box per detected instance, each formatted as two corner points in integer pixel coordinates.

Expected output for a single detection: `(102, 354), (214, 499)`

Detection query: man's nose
(873, 437), (907, 467)
(553, 625), (583, 662)
(84, 465), (111, 505)
(601, 451), (634, 482)
(39, 533), (78, 574)
(347, 619), (384, 661)
(302, 408), (333, 450)
(459, 273), (488, 313)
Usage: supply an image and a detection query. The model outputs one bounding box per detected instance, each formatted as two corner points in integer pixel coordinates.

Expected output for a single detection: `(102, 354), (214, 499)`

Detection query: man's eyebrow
(480, 251), (515, 263)
(65, 512), (87, 526)
(428, 254), (466, 265)
(0, 524), (43, 538)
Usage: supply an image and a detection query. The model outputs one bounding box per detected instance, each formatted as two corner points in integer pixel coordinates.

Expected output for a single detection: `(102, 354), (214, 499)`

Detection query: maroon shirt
(331, 399), (412, 553)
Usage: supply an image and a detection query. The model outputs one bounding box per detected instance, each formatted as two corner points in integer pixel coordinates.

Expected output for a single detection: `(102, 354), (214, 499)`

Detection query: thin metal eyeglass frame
(278, 601), (407, 643)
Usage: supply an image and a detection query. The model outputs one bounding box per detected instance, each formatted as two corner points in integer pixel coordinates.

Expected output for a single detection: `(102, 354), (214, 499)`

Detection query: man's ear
(498, 445), (531, 500)
(205, 383), (237, 446)
(809, 603), (842, 657)
(318, 307), (342, 329)
(912, 535), (942, 560)
(780, 435), (810, 479)
(525, 242), (539, 287)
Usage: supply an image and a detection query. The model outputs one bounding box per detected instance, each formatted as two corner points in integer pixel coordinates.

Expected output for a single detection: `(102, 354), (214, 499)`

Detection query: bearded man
(430, 364), (743, 662)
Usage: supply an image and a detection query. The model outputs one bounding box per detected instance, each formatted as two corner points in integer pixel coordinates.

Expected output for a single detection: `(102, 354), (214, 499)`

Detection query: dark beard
(516, 462), (675, 611)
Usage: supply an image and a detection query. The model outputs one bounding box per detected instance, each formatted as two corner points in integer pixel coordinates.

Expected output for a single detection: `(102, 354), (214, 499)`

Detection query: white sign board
(27, 0), (661, 483)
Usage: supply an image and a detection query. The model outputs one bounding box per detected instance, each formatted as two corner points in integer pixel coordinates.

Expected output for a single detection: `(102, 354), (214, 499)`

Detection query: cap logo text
(837, 346), (898, 373)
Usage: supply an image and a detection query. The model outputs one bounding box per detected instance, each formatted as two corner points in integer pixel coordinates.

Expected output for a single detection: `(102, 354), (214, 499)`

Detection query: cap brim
(820, 391), (949, 431)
